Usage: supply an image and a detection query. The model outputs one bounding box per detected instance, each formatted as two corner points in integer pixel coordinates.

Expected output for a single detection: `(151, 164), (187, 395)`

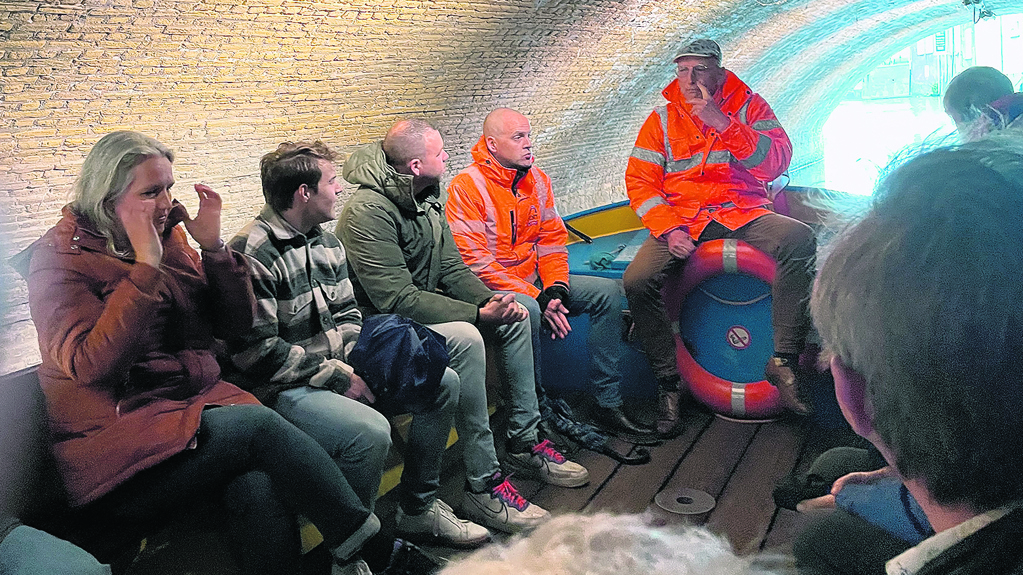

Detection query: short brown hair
(260, 141), (338, 213)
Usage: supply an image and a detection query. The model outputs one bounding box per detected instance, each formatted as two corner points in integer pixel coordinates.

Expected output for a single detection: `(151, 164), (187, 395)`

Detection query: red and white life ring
(661, 239), (783, 419)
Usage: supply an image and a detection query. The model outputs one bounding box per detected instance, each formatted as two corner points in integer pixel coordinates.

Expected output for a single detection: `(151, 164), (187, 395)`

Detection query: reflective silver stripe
(751, 119), (782, 131)
(705, 201), (738, 214)
(722, 239), (739, 273)
(666, 150), (736, 173)
(464, 166), (501, 256)
(737, 101), (750, 125)
(665, 153), (704, 173)
(731, 382), (747, 416)
(739, 134), (772, 169)
(531, 167), (558, 223)
(631, 145), (666, 167)
(705, 150), (736, 165)
(464, 247), (500, 273)
(537, 244), (568, 256)
(448, 219), (486, 235)
(655, 105), (674, 160)
(636, 196), (668, 217)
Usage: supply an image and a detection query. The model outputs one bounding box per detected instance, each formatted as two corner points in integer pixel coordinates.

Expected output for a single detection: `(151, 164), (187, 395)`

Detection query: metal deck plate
(654, 487), (716, 514)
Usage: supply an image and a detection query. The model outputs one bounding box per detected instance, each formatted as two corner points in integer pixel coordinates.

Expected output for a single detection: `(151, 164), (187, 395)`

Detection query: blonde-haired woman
(12, 131), (378, 575)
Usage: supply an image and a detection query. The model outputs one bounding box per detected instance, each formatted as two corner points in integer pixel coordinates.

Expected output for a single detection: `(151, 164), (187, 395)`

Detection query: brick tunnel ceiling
(3, 0), (1023, 218)
(516, 0), (1023, 203)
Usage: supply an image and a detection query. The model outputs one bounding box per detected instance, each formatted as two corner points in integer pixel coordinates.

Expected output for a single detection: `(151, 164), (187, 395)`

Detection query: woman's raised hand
(182, 184), (223, 251)
(116, 192), (163, 267)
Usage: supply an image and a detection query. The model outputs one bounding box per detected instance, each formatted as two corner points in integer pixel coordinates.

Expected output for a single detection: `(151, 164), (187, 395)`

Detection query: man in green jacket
(338, 119), (589, 534)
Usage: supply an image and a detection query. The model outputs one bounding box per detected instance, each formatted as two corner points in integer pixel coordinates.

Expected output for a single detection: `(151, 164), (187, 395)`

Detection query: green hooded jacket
(338, 141), (493, 325)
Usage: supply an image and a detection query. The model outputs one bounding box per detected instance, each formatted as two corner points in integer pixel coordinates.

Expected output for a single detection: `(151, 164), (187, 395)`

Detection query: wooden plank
(526, 437), (633, 514)
(584, 411), (714, 514)
(645, 417), (760, 527)
(704, 419), (805, 554)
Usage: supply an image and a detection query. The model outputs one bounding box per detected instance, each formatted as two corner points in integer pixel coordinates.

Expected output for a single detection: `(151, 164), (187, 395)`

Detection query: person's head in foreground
(811, 134), (1023, 530)
(437, 512), (781, 575)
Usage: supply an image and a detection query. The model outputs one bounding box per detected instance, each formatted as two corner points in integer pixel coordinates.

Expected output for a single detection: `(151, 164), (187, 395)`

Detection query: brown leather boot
(765, 356), (811, 416)
(656, 389), (685, 438)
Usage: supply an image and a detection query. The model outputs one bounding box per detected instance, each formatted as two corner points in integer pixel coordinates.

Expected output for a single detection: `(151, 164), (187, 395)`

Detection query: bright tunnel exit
(818, 13), (1022, 195)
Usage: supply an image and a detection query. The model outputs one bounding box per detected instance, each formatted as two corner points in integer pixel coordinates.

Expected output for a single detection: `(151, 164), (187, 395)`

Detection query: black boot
(592, 404), (656, 437)
(654, 376), (685, 438)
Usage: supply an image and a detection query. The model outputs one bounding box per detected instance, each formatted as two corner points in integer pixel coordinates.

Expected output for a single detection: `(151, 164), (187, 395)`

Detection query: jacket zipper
(510, 210), (517, 244)
(699, 133), (718, 175)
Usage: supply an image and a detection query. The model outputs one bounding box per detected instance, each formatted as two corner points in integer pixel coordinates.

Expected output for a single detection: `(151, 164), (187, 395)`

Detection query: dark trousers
(794, 509), (913, 575)
(83, 404), (370, 574)
(623, 213), (816, 381)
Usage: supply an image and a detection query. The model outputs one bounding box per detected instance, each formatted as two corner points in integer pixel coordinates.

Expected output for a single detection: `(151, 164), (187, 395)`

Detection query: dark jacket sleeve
(200, 243), (257, 340)
(339, 197), (486, 325)
(434, 212), (494, 307)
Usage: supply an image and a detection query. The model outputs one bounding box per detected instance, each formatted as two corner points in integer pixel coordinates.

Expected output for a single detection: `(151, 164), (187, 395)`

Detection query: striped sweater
(228, 205), (361, 401)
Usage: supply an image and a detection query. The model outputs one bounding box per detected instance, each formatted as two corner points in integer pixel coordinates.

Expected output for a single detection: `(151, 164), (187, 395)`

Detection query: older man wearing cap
(623, 39), (816, 430)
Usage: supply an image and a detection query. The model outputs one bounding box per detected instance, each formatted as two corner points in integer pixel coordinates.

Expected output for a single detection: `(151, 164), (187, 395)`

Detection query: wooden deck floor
(362, 380), (866, 572)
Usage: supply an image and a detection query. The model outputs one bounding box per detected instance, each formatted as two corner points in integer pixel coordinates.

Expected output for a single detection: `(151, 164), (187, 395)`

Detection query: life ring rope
(695, 285), (771, 306)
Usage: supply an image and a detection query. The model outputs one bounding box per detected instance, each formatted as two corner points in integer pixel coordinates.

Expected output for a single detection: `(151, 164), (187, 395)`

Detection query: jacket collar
(9, 202), (189, 279)
(257, 204), (322, 243)
(342, 141), (440, 214)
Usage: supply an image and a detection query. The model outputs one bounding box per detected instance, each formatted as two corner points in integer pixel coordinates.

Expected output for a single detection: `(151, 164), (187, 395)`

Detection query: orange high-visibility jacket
(626, 70), (792, 239)
(446, 137), (569, 298)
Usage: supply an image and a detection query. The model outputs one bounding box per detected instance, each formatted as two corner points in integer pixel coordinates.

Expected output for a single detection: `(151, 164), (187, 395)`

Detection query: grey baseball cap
(674, 39), (722, 64)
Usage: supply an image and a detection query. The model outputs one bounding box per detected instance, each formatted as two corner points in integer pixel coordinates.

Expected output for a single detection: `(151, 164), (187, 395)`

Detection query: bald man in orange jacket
(447, 108), (655, 438)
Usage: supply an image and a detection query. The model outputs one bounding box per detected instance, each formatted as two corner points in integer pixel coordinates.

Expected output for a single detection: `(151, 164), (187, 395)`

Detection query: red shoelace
(491, 475), (529, 512)
(531, 439), (567, 464)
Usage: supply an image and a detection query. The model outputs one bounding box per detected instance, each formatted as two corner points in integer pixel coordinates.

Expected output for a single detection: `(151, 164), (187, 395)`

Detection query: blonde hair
(439, 513), (782, 575)
(70, 131), (174, 254)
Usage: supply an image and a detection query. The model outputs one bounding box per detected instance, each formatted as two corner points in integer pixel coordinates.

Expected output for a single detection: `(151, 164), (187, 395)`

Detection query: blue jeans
(0, 525), (111, 575)
(507, 274), (626, 408)
(396, 366), (458, 513)
(276, 378), (456, 515)
(273, 387), (392, 510)
(427, 321), (539, 491)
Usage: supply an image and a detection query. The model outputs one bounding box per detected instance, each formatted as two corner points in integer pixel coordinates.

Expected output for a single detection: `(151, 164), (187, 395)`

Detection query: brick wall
(0, 0), (977, 373)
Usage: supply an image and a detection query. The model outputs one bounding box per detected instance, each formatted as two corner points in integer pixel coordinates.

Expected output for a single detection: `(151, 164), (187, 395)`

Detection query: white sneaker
(504, 439), (590, 488)
(332, 557), (372, 575)
(462, 472), (550, 534)
(396, 498), (491, 548)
